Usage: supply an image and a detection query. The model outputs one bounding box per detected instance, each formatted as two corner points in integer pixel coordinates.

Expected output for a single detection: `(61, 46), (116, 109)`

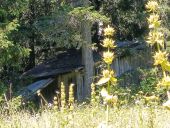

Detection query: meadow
(1, 1), (170, 128)
(0, 104), (170, 128)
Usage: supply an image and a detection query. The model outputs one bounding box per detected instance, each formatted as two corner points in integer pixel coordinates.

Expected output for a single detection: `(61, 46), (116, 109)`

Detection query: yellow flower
(104, 26), (115, 36)
(146, 1), (159, 12)
(156, 32), (164, 47)
(147, 31), (164, 46)
(163, 91), (170, 110)
(101, 88), (108, 97)
(101, 88), (118, 104)
(144, 95), (159, 101)
(153, 51), (168, 65)
(102, 38), (116, 49)
(157, 76), (170, 88)
(103, 94), (118, 105)
(147, 14), (161, 28)
(103, 51), (114, 64)
(106, 95), (117, 102)
(103, 69), (112, 78)
(161, 60), (170, 72)
(96, 70), (117, 85)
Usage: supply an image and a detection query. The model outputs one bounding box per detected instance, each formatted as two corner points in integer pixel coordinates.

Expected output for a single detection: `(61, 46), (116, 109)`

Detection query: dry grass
(0, 105), (170, 128)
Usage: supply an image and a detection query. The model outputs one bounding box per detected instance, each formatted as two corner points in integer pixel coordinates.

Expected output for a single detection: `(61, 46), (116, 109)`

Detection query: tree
(0, 0), (30, 96)
(101, 0), (147, 41)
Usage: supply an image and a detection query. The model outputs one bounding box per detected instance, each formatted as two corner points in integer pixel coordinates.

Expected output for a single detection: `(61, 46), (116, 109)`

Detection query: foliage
(0, 20), (30, 67)
(34, 5), (109, 48)
(101, 0), (147, 40)
(0, 0), (29, 17)
(0, 0), (30, 98)
(158, 0), (170, 40)
(139, 68), (159, 94)
(69, 6), (110, 23)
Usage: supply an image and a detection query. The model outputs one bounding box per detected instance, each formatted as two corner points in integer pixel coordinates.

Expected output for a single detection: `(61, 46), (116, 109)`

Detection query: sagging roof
(22, 49), (83, 79)
(19, 78), (54, 99)
(22, 41), (145, 79)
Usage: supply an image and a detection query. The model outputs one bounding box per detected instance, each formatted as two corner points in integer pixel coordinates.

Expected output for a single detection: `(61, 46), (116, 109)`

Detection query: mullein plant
(91, 83), (96, 104)
(60, 82), (66, 111)
(69, 84), (74, 111)
(96, 26), (118, 127)
(146, 0), (170, 109)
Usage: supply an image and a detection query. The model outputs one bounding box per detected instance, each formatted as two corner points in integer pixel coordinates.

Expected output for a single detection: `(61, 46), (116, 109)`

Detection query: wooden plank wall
(111, 49), (152, 86)
(58, 71), (85, 102)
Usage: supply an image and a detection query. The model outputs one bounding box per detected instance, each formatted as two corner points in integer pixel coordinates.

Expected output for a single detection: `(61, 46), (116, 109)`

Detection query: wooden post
(76, 71), (84, 101)
(68, 0), (93, 100)
(81, 21), (94, 100)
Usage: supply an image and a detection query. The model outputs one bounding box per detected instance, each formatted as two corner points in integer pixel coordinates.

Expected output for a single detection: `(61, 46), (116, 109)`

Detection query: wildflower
(103, 70), (112, 78)
(157, 75), (170, 88)
(147, 31), (164, 46)
(163, 91), (170, 110)
(147, 31), (156, 46)
(135, 100), (141, 105)
(101, 88), (108, 97)
(69, 84), (74, 110)
(102, 38), (116, 49)
(53, 96), (57, 100)
(104, 26), (115, 37)
(69, 105), (74, 111)
(144, 95), (159, 101)
(161, 60), (170, 72)
(103, 51), (114, 64)
(101, 88), (118, 105)
(146, 1), (159, 12)
(153, 51), (168, 65)
(107, 95), (118, 105)
(61, 82), (66, 108)
(96, 70), (117, 85)
(147, 14), (161, 28)
(138, 91), (143, 94)
(104, 95), (113, 104)
(53, 101), (58, 105)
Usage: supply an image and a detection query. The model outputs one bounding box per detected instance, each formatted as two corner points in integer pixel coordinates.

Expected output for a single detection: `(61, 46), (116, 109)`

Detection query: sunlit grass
(0, 105), (170, 128)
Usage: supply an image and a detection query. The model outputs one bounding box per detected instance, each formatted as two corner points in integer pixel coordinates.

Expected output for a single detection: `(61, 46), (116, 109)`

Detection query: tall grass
(0, 105), (170, 128)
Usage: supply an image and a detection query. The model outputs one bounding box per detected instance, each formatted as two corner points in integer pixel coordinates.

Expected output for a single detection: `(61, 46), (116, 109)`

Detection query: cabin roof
(22, 41), (145, 79)
(19, 78), (54, 99)
(22, 49), (83, 79)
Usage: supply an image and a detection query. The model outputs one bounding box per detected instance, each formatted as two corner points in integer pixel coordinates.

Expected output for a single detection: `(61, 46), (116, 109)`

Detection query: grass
(0, 105), (170, 128)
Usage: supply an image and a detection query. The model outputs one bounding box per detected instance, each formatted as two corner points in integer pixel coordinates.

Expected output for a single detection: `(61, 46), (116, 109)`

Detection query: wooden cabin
(20, 41), (151, 103)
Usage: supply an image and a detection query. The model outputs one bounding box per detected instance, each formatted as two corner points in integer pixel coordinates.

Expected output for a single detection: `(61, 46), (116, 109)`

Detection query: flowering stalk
(146, 0), (168, 76)
(69, 84), (74, 111)
(60, 82), (66, 111)
(146, 0), (170, 109)
(91, 83), (96, 104)
(96, 25), (118, 127)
